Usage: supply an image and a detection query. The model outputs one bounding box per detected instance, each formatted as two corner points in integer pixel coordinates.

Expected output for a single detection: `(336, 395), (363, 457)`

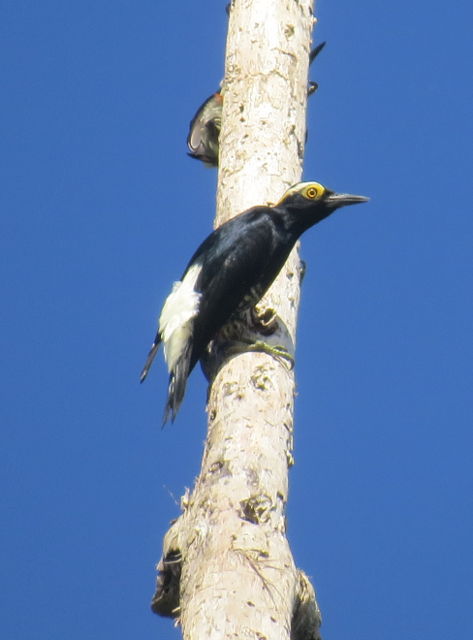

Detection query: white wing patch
(159, 263), (202, 372)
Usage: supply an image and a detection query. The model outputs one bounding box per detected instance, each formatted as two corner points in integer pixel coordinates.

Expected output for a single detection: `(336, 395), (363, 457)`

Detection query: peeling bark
(153, 2), (322, 638)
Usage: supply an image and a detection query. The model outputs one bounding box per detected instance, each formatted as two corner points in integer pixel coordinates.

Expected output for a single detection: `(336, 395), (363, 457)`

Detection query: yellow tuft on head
(277, 181), (327, 204)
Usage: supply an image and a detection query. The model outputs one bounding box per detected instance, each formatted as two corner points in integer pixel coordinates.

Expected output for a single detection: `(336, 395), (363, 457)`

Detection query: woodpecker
(140, 181), (368, 424)
(187, 91), (223, 166)
(187, 42), (326, 167)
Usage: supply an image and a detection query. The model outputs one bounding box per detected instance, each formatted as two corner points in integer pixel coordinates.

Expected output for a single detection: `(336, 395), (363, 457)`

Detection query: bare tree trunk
(152, 2), (322, 638)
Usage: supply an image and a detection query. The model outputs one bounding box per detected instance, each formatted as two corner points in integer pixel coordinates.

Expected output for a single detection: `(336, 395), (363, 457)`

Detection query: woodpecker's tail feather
(140, 332), (162, 383)
(309, 41), (326, 65)
(162, 345), (192, 426)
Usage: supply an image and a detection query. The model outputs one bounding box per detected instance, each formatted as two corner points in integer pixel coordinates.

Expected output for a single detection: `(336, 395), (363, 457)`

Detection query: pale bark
(152, 2), (322, 639)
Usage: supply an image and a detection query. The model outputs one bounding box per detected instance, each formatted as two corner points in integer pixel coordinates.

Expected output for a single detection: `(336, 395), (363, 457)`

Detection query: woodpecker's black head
(276, 181), (369, 232)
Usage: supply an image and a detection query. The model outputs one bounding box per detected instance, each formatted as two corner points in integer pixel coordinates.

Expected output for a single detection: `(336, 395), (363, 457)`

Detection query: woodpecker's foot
(251, 341), (295, 369)
(225, 339), (294, 370)
(307, 81), (319, 96)
(251, 305), (279, 335)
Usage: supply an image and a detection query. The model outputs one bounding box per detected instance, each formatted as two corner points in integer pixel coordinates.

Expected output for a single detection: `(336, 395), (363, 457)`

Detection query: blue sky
(2, 1), (472, 638)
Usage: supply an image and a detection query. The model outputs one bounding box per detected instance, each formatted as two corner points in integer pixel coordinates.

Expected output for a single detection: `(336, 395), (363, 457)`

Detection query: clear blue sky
(2, 1), (472, 638)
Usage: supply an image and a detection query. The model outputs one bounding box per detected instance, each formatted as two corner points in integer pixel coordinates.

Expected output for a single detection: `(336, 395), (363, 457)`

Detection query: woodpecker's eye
(305, 186), (319, 199)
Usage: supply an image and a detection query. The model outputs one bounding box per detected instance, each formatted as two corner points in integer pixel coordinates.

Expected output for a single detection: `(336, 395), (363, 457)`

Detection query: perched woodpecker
(140, 181), (368, 424)
(187, 42), (326, 167)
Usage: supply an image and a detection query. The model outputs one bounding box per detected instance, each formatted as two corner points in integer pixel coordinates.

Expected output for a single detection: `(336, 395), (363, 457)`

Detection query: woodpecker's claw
(251, 341), (295, 369)
(251, 305), (279, 335)
(224, 339), (294, 369)
(307, 81), (319, 96)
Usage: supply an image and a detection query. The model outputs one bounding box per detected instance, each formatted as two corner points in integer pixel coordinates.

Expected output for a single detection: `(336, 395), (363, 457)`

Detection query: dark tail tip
(309, 41), (327, 65)
(161, 397), (178, 428)
(160, 356), (190, 427)
(139, 338), (161, 383)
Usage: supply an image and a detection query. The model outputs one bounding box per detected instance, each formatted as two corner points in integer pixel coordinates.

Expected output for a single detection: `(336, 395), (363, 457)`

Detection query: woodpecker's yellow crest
(277, 181), (327, 204)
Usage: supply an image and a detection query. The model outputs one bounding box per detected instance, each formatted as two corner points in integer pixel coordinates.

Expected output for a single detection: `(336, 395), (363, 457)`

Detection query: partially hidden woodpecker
(140, 181), (368, 424)
(187, 42), (326, 167)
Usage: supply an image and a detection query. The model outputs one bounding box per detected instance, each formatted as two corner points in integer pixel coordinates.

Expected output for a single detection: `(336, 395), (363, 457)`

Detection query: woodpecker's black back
(141, 181), (368, 423)
(185, 207), (303, 371)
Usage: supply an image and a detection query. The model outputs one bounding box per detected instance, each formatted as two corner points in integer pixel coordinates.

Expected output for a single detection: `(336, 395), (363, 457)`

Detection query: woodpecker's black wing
(184, 206), (299, 371)
(146, 205), (294, 424)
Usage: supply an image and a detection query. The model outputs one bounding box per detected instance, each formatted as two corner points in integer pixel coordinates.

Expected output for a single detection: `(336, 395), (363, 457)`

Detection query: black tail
(309, 41), (326, 65)
(161, 343), (192, 426)
(140, 331), (162, 383)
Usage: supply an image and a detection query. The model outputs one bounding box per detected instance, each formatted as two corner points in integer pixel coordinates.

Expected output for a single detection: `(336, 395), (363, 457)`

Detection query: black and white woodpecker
(140, 181), (368, 424)
(187, 42), (326, 166)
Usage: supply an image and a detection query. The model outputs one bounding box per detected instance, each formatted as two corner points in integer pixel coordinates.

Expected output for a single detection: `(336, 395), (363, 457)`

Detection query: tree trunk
(152, 2), (322, 638)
